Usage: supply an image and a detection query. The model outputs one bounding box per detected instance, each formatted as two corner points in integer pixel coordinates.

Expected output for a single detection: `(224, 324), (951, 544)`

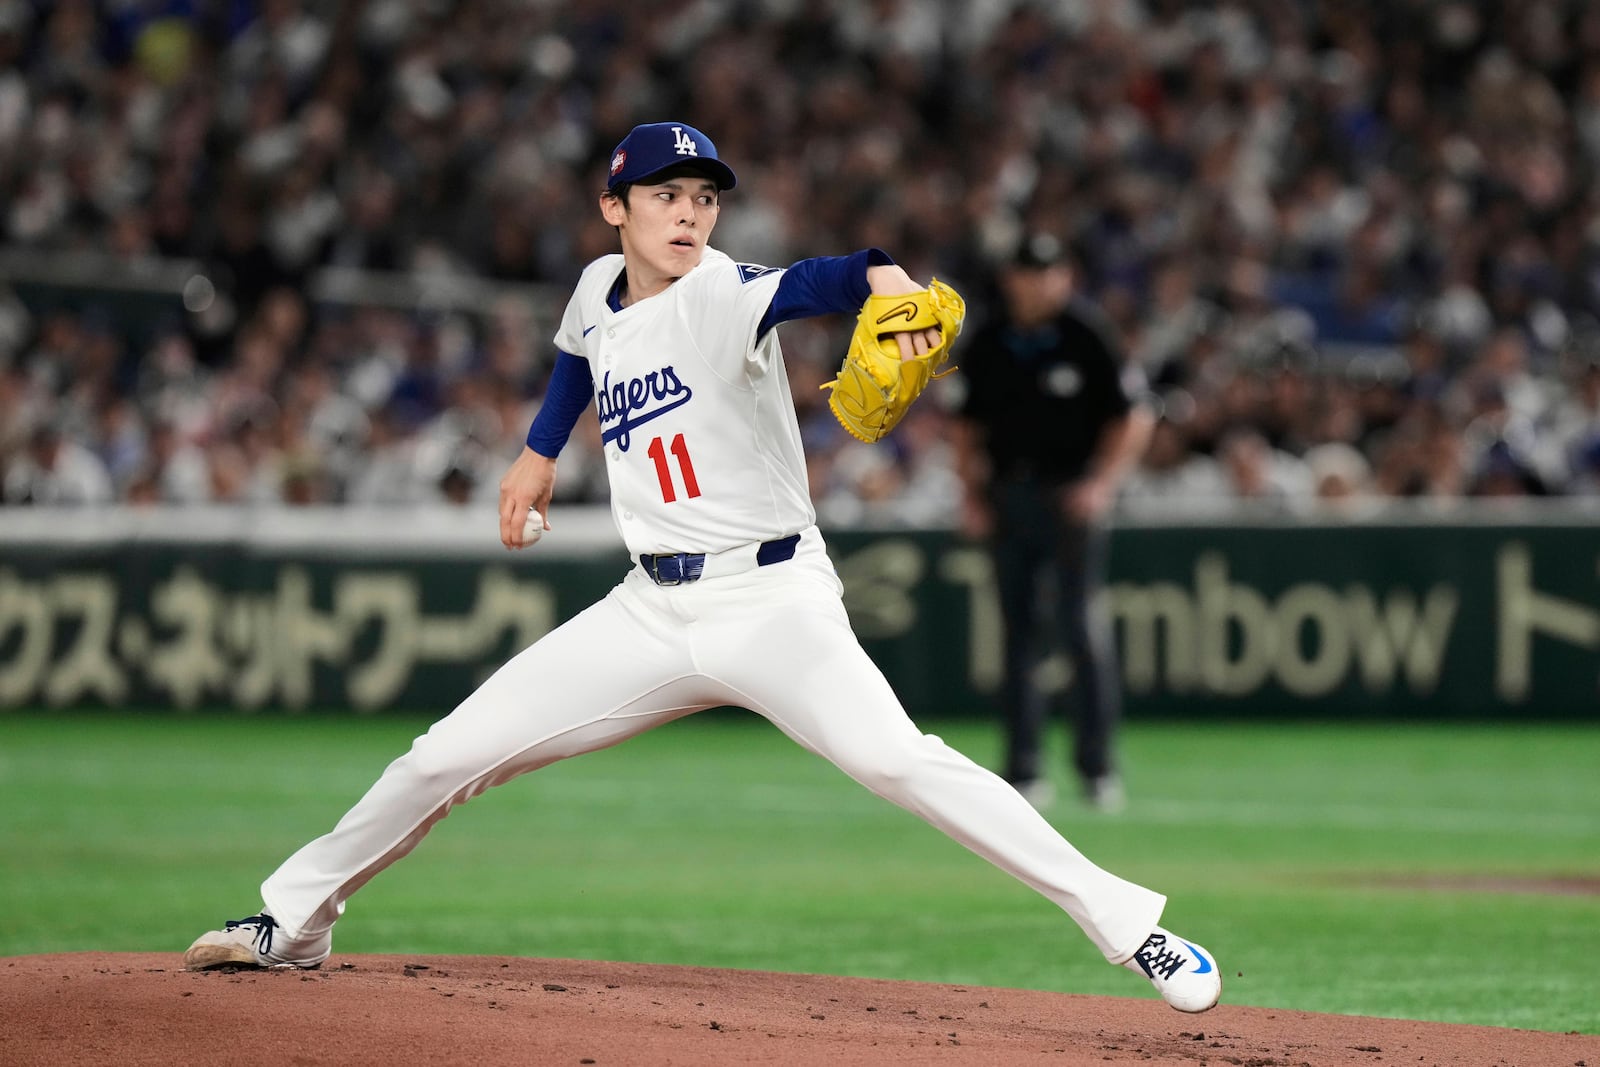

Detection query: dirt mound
(2, 953), (1593, 1066)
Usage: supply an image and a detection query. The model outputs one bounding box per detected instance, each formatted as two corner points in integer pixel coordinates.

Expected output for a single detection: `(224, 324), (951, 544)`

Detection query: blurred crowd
(6, 0), (1600, 520)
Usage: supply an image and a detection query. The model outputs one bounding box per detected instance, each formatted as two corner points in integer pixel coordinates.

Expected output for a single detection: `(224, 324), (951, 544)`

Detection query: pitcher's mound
(2, 953), (1592, 1066)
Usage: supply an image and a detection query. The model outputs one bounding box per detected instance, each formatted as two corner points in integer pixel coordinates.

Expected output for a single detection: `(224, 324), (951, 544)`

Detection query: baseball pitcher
(183, 121), (1221, 1015)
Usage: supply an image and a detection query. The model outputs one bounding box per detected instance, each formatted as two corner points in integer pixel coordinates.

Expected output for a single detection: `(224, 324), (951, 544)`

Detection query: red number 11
(647, 433), (701, 502)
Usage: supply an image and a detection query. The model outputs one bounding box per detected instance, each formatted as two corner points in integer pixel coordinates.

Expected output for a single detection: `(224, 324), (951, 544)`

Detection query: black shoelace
(1131, 932), (1187, 980)
(223, 913), (277, 955)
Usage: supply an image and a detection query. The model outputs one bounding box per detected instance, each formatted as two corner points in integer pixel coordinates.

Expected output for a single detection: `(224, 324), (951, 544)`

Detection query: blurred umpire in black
(953, 233), (1154, 813)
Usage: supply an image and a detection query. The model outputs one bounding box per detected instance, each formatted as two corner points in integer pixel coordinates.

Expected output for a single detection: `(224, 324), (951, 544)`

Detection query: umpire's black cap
(1011, 232), (1068, 270)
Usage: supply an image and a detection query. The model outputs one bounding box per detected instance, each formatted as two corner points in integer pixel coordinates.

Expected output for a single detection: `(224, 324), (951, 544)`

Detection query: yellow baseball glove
(822, 278), (966, 444)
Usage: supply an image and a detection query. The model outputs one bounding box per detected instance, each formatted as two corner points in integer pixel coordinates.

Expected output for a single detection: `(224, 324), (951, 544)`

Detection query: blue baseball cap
(606, 122), (737, 191)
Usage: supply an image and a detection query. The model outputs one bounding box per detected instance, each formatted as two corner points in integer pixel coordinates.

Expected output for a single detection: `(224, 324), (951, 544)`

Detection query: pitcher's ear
(600, 185), (630, 226)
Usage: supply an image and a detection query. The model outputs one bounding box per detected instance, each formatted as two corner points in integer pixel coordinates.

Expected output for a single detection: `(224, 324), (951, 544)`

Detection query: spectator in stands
(3, 422), (113, 505)
(140, 416), (211, 504)
(1216, 426), (1312, 513)
(1304, 442), (1378, 516)
(1119, 393), (1229, 518)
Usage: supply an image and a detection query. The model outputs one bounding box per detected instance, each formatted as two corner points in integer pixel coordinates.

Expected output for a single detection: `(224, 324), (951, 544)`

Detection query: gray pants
(991, 477), (1121, 787)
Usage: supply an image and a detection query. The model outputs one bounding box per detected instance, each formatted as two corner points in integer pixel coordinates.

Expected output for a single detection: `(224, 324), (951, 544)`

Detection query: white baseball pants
(260, 533), (1165, 964)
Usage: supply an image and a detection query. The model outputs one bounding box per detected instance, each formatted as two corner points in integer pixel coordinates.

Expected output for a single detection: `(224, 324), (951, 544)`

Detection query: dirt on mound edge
(2, 953), (1593, 1066)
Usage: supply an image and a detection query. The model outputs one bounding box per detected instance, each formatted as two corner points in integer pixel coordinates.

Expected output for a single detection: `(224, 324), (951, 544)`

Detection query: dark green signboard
(1, 522), (1596, 718)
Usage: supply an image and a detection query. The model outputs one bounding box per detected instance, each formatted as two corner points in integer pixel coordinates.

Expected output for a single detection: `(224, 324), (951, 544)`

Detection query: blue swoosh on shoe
(1182, 941), (1214, 974)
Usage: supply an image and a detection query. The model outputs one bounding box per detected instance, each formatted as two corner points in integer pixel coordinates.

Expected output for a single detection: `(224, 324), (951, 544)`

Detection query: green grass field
(1, 711), (1596, 1034)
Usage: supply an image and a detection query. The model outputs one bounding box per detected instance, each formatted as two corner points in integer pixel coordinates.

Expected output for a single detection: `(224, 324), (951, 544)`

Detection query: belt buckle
(651, 555), (682, 586)
(642, 551), (706, 585)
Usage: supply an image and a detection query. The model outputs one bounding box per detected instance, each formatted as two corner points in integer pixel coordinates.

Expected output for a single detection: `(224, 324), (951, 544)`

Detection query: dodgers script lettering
(597, 366), (693, 451)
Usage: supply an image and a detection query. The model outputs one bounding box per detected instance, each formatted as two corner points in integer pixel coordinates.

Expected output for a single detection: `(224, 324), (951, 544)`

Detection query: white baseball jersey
(555, 248), (811, 557)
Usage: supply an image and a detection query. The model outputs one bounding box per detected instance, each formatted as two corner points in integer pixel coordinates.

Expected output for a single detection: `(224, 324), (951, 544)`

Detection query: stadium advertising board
(0, 520), (1596, 718)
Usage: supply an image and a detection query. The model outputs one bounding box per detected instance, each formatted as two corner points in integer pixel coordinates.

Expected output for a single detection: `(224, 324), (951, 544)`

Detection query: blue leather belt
(638, 533), (801, 586)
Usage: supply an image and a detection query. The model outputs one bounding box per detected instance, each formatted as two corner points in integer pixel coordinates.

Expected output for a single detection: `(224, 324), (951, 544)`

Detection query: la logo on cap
(672, 126), (698, 156)
(610, 150), (627, 176)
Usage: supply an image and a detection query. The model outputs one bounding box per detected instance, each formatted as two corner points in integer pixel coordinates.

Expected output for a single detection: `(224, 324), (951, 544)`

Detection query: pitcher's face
(604, 177), (720, 284)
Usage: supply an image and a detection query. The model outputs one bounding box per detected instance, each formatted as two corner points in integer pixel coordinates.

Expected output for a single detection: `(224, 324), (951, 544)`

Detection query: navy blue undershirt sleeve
(524, 350), (594, 457)
(756, 247), (895, 338)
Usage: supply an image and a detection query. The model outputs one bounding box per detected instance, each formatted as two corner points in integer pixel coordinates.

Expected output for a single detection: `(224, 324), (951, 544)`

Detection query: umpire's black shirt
(959, 298), (1135, 485)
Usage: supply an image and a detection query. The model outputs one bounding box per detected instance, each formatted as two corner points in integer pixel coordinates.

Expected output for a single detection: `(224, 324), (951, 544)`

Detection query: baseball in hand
(521, 509), (549, 545)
